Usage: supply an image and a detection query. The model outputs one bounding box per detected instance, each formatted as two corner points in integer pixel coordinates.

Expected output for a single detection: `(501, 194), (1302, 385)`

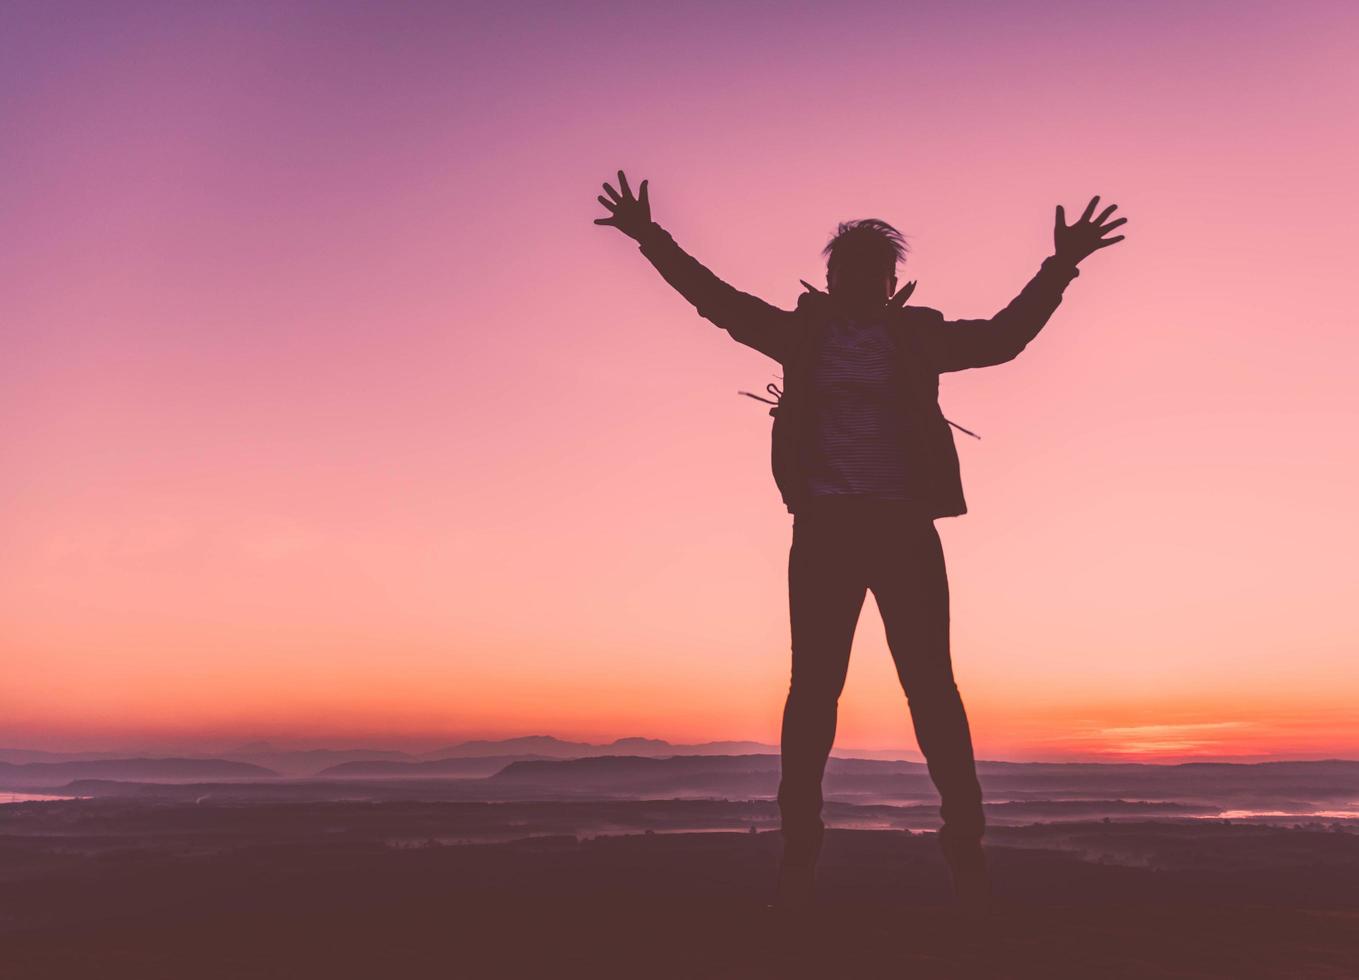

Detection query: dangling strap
(738, 380), (977, 438)
(944, 417), (981, 439)
(737, 381), (783, 406)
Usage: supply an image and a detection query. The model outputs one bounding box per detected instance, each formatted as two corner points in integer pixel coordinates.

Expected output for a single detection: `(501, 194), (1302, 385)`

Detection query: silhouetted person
(594, 170), (1126, 918)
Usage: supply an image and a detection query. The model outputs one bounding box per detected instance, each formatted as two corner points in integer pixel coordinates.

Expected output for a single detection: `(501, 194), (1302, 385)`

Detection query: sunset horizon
(6, 714), (1358, 766)
(8, 3), (1355, 773)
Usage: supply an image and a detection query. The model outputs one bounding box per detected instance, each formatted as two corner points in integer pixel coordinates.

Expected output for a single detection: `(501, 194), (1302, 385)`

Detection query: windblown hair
(822, 218), (910, 277)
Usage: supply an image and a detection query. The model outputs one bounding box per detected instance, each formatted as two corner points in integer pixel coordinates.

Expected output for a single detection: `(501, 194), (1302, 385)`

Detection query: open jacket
(635, 220), (1081, 519)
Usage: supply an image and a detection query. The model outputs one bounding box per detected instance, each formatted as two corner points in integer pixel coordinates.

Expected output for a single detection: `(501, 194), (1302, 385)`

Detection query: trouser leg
(869, 514), (985, 842)
(778, 510), (868, 865)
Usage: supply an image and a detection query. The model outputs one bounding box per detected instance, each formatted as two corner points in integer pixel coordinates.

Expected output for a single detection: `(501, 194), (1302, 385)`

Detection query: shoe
(769, 859), (817, 914)
(936, 832), (993, 920)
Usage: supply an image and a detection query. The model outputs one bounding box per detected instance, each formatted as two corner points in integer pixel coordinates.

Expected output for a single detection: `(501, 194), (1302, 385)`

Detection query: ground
(2, 801), (1357, 978)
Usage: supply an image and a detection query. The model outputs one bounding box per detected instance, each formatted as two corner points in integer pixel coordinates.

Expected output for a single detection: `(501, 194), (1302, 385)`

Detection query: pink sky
(2, 1), (1357, 761)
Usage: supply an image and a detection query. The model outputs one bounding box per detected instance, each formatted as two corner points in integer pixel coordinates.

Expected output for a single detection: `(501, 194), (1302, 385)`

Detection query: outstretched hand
(594, 169), (651, 241)
(1054, 196), (1127, 264)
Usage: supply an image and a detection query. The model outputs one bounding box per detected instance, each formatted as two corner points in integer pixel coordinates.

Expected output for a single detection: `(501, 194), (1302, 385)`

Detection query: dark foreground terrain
(2, 799), (1357, 979)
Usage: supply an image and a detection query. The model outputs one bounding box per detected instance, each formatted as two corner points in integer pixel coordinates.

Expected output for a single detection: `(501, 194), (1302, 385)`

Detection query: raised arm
(917, 195), (1127, 372)
(594, 169), (797, 364)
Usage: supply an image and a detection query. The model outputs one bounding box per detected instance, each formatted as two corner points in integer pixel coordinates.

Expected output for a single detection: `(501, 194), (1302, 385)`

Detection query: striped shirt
(800, 313), (916, 501)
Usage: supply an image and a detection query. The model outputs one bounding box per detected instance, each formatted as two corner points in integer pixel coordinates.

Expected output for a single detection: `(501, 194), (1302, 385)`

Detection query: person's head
(822, 218), (910, 315)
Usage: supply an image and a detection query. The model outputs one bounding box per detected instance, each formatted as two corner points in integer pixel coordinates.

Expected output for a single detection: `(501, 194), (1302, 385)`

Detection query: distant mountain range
(416, 735), (786, 759)
(220, 736), (807, 776)
(0, 735), (858, 784)
(316, 755), (558, 778)
(250, 736), (933, 777)
(216, 746), (422, 777)
(0, 758), (276, 789)
(3, 735), (902, 778)
(4, 735), (1356, 786)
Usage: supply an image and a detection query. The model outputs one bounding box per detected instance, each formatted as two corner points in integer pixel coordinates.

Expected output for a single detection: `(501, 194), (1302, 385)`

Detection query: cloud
(1062, 720), (1255, 756)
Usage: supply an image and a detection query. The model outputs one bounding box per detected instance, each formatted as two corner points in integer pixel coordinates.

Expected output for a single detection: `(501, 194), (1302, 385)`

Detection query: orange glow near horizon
(3, 2), (1358, 762)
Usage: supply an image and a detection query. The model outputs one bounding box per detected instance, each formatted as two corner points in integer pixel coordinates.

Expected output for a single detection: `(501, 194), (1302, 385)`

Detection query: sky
(2, 0), (1356, 762)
